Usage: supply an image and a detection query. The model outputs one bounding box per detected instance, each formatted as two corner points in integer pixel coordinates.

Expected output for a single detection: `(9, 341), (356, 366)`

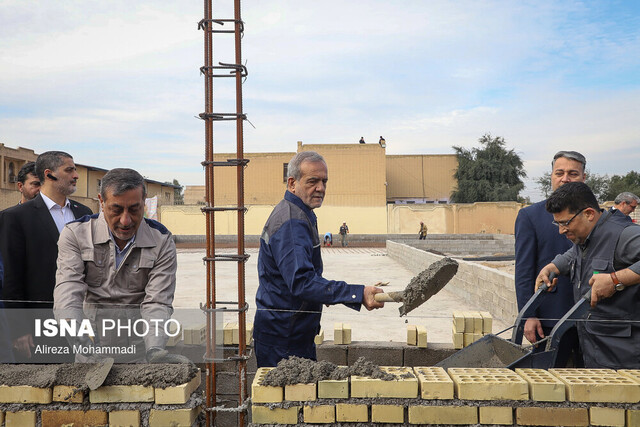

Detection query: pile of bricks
(251, 367), (640, 425)
(406, 324), (428, 348)
(0, 370), (202, 427)
(452, 310), (492, 349)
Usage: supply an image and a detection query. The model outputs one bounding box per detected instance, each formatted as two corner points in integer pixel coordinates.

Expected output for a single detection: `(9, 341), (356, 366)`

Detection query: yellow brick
(318, 379), (348, 398)
(408, 405), (477, 425)
(0, 412), (4, 425)
(515, 368), (565, 402)
(223, 322), (234, 345)
(413, 367), (454, 400)
(479, 311), (493, 333)
(192, 324), (206, 345)
(0, 385), (52, 403)
(463, 332), (474, 347)
(41, 410), (107, 427)
(155, 371), (201, 404)
(407, 324), (417, 345)
(334, 322), (343, 345)
(342, 323), (352, 344)
(251, 367), (283, 403)
(463, 311), (474, 332)
(471, 311), (483, 333)
(314, 328), (324, 345)
(628, 409), (640, 427)
(619, 369), (640, 383)
(252, 405), (299, 425)
(351, 367), (418, 398)
(549, 368), (640, 403)
(479, 406), (513, 425)
(473, 333), (483, 342)
(245, 321), (254, 345)
(416, 325), (427, 348)
(452, 311), (465, 332)
(52, 385), (84, 403)
(109, 410), (141, 427)
(590, 407), (625, 426)
(452, 329), (464, 349)
(285, 383), (316, 401)
(90, 385), (154, 403)
(303, 405), (335, 423)
(372, 404), (404, 423)
(5, 411), (36, 427)
(149, 407), (201, 427)
(516, 407), (588, 426)
(232, 322), (240, 344)
(448, 368), (528, 400)
(336, 403), (368, 422)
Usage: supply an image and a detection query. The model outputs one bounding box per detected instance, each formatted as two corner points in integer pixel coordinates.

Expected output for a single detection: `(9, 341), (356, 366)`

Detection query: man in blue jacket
(514, 150), (586, 366)
(254, 151), (385, 367)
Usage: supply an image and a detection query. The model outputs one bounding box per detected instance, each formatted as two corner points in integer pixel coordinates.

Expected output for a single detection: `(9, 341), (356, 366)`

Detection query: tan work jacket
(54, 213), (177, 353)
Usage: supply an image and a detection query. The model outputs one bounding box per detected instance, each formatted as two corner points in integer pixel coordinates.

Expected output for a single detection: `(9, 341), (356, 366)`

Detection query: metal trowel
(84, 357), (114, 390)
(373, 257), (459, 316)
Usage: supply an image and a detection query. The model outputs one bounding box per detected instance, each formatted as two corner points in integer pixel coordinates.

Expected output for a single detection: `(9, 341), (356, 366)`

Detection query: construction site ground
(174, 247), (511, 344)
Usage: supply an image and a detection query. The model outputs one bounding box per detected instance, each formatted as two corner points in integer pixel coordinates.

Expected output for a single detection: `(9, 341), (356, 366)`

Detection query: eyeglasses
(552, 207), (587, 228)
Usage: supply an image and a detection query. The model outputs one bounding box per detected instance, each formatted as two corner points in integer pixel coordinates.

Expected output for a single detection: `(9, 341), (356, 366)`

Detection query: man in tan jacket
(54, 168), (178, 362)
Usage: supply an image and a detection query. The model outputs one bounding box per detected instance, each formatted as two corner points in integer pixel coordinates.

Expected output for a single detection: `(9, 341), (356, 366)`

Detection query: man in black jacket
(0, 151), (92, 360)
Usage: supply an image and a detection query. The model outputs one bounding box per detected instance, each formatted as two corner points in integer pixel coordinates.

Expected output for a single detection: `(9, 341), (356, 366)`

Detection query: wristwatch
(610, 272), (625, 291)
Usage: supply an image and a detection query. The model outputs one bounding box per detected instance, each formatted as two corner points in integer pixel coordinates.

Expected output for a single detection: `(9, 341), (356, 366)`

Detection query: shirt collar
(109, 229), (136, 254)
(40, 191), (70, 210)
(285, 191), (317, 224)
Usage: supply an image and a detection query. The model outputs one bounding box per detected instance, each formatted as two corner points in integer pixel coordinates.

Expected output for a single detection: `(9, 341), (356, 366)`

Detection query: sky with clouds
(1, 0), (639, 201)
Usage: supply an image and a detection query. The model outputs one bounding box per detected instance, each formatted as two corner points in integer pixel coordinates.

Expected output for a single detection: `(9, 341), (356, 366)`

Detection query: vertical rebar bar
(203, 1), (216, 426)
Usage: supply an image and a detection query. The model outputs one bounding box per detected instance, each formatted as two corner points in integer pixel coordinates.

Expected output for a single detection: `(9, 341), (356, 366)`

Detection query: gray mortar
(0, 363), (198, 389)
(397, 256), (459, 316)
(262, 356), (398, 387)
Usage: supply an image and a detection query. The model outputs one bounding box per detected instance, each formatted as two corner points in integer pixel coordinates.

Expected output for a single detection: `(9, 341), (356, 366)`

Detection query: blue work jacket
(254, 191), (364, 345)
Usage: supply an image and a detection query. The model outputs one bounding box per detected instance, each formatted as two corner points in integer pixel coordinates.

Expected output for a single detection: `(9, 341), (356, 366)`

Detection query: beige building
(161, 142), (521, 236)
(0, 143), (179, 212)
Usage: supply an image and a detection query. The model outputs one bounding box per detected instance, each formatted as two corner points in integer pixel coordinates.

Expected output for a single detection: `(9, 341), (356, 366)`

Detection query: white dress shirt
(40, 192), (75, 233)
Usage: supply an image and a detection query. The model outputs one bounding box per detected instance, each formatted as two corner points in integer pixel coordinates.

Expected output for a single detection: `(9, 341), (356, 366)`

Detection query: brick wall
(251, 366), (640, 425)
(387, 241), (519, 326)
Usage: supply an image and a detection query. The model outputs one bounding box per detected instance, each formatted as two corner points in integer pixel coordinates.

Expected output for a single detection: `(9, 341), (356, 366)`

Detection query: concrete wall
(388, 201), (521, 234)
(387, 241), (518, 326)
(386, 154), (457, 202)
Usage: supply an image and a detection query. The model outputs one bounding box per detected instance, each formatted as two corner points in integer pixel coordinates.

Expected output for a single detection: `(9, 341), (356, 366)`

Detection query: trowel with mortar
(84, 357), (115, 390)
(373, 257), (459, 316)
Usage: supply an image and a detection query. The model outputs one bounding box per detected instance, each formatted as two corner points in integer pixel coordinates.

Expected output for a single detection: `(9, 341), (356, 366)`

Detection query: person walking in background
(610, 192), (639, 221)
(419, 221), (428, 240)
(339, 222), (349, 247)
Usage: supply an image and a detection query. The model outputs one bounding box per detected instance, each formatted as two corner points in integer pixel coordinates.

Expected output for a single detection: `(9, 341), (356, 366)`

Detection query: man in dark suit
(0, 151), (92, 360)
(514, 150), (586, 366)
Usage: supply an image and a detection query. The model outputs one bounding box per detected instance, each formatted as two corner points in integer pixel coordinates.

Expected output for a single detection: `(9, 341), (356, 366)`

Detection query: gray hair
(100, 168), (147, 200)
(35, 151), (73, 182)
(552, 151), (586, 171)
(614, 192), (640, 205)
(287, 151), (326, 181)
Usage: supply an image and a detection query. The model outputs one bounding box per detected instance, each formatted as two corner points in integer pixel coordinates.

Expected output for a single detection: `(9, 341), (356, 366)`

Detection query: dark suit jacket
(0, 193), (92, 338)
(514, 200), (575, 328)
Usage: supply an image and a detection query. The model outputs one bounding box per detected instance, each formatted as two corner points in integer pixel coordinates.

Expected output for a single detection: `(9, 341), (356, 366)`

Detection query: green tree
(535, 171), (610, 202)
(602, 171), (640, 201)
(450, 133), (526, 203)
(165, 179), (184, 204)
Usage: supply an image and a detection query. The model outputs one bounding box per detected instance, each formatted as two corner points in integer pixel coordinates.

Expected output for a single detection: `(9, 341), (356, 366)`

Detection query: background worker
(514, 150), (586, 366)
(16, 162), (41, 204)
(0, 151), (92, 360)
(339, 222), (349, 247)
(536, 182), (640, 369)
(419, 221), (428, 240)
(253, 151), (384, 367)
(611, 191), (639, 220)
(54, 168), (182, 363)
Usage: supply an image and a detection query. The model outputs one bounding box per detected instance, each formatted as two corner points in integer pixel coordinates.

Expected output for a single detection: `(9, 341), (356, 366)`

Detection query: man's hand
(524, 317), (544, 346)
(535, 264), (560, 292)
(588, 273), (617, 307)
(362, 286), (384, 311)
(13, 334), (34, 358)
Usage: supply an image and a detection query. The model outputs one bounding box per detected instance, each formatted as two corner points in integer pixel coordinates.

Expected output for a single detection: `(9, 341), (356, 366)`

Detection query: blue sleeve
(514, 208), (538, 312)
(271, 218), (364, 308)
